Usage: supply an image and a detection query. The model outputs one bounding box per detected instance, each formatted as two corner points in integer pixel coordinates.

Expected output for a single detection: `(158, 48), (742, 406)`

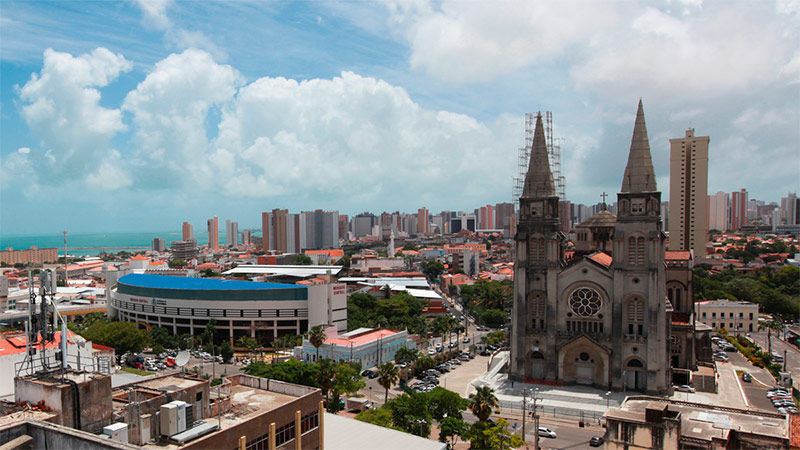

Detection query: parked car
(538, 427), (557, 438)
(462, 337), (471, 343)
(741, 373), (752, 382)
(427, 348), (437, 355)
(589, 436), (605, 447)
(674, 385), (696, 393)
(423, 376), (440, 385)
(459, 354), (471, 361)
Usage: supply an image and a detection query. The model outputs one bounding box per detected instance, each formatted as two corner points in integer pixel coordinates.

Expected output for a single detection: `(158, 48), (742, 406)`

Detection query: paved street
(748, 331), (799, 386)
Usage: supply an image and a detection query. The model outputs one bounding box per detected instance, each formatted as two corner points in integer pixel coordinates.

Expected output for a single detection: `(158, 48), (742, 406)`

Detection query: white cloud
(18, 47), (131, 179)
(394, 1), (619, 83)
(132, 0), (172, 30)
(122, 49), (243, 187)
(85, 150), (133, 190)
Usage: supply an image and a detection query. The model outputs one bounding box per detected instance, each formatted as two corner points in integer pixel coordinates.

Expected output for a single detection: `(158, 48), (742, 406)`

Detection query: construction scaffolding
(512, 111), (565, 202)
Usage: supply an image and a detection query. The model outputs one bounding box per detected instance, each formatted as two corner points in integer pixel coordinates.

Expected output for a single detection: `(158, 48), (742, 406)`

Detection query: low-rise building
(295, 326), (414, 368)
(695, 299), (758, 333)
(604, 397), (791, 449)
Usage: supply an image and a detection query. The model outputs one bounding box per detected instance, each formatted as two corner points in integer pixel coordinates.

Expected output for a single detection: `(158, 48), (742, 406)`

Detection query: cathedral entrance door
(576, 365), (593, 385)
(626, 359), (645, 391)
(528, 351), (545, 379)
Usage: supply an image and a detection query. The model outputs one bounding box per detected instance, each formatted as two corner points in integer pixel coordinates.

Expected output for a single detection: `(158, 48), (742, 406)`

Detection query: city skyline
(1, 1), (798, 235)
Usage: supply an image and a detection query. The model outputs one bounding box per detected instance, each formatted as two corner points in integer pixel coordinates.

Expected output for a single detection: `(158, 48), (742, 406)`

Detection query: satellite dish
(175, 350), (190, 367)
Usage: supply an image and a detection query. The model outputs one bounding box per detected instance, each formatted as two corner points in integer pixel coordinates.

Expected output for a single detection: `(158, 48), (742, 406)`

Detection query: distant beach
(0, 231), (212, 257)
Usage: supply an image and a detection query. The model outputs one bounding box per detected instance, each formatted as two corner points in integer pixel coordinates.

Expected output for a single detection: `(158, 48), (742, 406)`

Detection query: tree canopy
(694, 266), (799, 319)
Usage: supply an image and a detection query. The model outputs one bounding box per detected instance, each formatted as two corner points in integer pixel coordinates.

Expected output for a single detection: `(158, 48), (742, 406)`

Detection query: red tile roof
(666, 251), (691, 260)
(589, 252), (613, 267)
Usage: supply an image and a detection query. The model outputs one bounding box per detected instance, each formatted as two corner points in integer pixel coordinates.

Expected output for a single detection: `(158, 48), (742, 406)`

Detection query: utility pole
(533, 390), (540, 450)
(62, 231), (68, 286)
(521, 389), (527, 444)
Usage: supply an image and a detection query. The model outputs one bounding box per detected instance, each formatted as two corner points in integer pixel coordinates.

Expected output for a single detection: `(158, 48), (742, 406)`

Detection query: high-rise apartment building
(707, 191), (730, 231)
(417, 207), (429, 235)
(262, 209), (288, 252)
(207, 216), (219, 251)
(338, 215), (349, 241)
(494, 202), (516, 238)
(477, 205), (494, 229)
(182, 222), (193, 241)
(225, 220), (239, 247)
(152, 238), (166, 252)
(781, 193), (799, 225)
(731, 189), (748, 230)
(352, 213), (376, 238)
(668, 128), (709, 256)
(241, 230), (252, 247)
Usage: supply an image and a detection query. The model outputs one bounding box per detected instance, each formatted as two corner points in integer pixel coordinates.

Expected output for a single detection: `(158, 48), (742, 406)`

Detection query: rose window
(569, 287), (602, 317)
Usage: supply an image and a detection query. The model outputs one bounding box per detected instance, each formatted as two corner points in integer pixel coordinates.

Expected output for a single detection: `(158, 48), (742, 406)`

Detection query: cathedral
(510, 101), (697, 395)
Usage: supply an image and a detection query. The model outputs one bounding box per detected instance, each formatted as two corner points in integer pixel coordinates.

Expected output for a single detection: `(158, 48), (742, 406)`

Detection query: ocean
(0, 231), (212, 257)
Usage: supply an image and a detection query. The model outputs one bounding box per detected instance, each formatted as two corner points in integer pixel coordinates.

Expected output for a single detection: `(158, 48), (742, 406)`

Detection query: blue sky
(1, 0), (798, 235)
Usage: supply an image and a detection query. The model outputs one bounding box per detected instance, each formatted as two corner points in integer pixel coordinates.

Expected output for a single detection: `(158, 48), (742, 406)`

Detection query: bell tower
(511, 112), (564, 381)
(612, 100), (669, 394)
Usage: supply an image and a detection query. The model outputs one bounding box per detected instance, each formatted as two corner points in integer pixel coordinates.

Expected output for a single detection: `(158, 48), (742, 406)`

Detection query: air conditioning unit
(160, 403), (178, 437)
(140, 414), (151, 444)
(185, 403), (194, 426)
(103, 423), (129, 444)
(173, 400), (187, 433)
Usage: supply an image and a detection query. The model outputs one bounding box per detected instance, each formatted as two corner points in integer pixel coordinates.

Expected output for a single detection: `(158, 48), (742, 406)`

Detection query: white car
(674, 385), (696, 393)
(538, 427), (556, 438)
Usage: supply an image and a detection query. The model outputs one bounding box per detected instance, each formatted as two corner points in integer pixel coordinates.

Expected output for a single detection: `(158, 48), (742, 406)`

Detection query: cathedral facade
(510, 101), (687, 395)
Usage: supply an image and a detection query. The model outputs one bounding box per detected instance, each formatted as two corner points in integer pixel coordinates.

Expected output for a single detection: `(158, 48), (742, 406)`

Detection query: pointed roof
(521, 112), (557, 199)
(620, 100), (658, 193)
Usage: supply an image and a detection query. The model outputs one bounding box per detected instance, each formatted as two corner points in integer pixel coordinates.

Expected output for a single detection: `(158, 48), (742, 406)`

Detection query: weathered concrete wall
(0, 419), (139, 450)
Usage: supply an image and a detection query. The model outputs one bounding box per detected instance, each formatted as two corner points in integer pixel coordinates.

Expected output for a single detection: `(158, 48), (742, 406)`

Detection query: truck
(346, 398), (372, 412)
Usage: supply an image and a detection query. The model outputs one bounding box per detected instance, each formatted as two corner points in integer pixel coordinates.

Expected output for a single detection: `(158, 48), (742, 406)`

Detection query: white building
(109, 274), (346, 343)
(694, 299), (759, 333)
(295, 327), (414, 368)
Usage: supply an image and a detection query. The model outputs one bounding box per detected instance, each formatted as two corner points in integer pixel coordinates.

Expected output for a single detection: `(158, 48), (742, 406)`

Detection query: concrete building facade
(510, 102), (670, 395)
(669, 128), (709, 257)
(182, 221), (193, 241)
(207, 216), (219, 251)
(695, 299), (758, 333)
(707, 191), (730, 232)
(731, 189), (748, 231)
(109, 274), (347, 344)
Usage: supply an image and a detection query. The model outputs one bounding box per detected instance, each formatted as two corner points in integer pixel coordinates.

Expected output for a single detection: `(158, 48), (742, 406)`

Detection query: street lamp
(606, 391), (611, 409)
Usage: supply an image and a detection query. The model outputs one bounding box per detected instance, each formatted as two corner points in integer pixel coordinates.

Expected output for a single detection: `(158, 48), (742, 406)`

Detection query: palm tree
(759, 319), (783, 354)
(468, 386), (498, 422)
(395, 346), (419, 381)
(316, 358), (336, 401)
(309, 325), (326, 362)
(377, 362), (399, 403)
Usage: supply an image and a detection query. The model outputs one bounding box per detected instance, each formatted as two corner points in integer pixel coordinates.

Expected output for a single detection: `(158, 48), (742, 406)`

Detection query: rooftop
(324, 328), (403, 347)
(117, 273), (296, 291)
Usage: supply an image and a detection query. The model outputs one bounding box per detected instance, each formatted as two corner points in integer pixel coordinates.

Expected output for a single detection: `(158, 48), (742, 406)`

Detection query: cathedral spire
(620, 100), (658, 193)
(522, 112), (557, 199)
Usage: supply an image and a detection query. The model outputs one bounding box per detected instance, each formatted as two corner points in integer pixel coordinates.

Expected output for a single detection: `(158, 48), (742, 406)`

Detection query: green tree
(402, 243), (418, 251)
(386, 393), (432, 437)
(468, 386), (498, 422)
(295, 254), (313, 265)
(439, 417), (469, 448)
(481, 309), (507, 328)
(394, 346), (419, 365)
(355, 408), (396, 429)
(219, 340), (234, 362)
(470, 417), (524, 450)
(422, 260), (445, 280)
(316, 358), (337, 400)
(152, 343), (164, 355)
(427, 387), (468, 421)
(168, 259), (187, 268)
(377, 362), (400, 403)
(242, 359), (320, 388)
(309, 326), (326, 362)
(236, 336), (258, 352)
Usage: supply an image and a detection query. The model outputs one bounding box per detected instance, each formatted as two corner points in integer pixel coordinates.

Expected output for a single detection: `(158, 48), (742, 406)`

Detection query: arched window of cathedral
(627, 359), (644, 368)
(568, 287), (603, 317)
(529, 292), (546, 331)
(674, 288), (681, 310)
(626, 297), (645, 336)
(627, 235), (645, 266)
(529, 238), (545, 264)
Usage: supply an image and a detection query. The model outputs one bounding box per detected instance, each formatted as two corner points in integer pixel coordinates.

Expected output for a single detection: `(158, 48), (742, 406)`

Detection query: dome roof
(577, 210), (617, 228)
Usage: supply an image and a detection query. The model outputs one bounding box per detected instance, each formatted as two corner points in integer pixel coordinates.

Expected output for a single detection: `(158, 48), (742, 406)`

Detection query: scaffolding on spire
(512, 111), (565, 202)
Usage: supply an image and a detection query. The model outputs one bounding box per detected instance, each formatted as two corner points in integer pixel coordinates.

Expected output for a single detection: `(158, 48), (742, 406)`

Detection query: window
(569, 287), (603, 317)
(702, 312), (707, 318)
(712, 312), (716, 318)
(529, 292), (546, 331)
(626, 298), (645, 336)
(301, 411), (319, 434)
(749, 313), (753, 319)
(739, 312), (743, 318)
(628, 236), (645, 265)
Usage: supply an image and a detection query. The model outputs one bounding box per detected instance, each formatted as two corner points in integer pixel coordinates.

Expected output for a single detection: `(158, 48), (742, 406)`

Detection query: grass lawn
(121, 367), (154, 376)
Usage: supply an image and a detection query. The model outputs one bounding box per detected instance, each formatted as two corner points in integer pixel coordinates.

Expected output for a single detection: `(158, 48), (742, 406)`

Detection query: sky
(1, 0), (798, 235)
